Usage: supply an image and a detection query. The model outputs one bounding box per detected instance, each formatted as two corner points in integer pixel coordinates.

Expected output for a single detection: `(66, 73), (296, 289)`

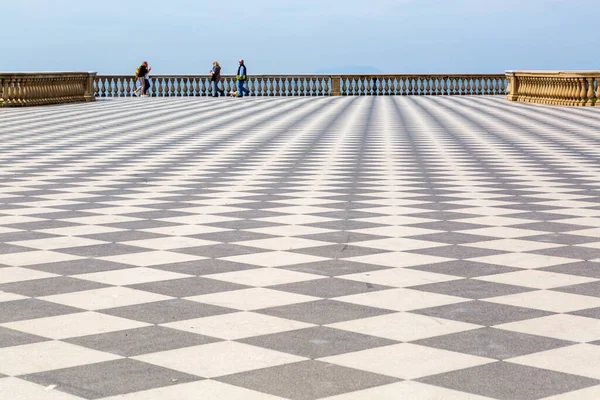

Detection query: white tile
(359, 215), (435, 226)
(486, 290), (600, 313)
(541, 385), (600, 400)
(0, 377), (86, 400)
(320, 343), (492, 379)
(466, 239), (560, 252)
(497, 314), (600, 342)
(509, 344), (600, 379)
(8, 237), (108, 250)
(0, 267), (59, 284)
(100, 380), (285, 400)
(248, 225), (334, 237)
(99, 252), (204, 267)
(328, 312), (480, 342)
(41, 287), (172, 310)
(257, 215), (335, 225)
(0, 291), (28, 302)
(346, 252), (451, 268)
(209, 268), (323, 287)
(458, 216), (530, 226)
(0, 341), (120, 376)
(335, 288), (468, 312)
(141, 225), (231, 236)
(163, 311), (314, 340)
(0, 252), (82, 267)
(475, 270), (596, 289)
(353, 238), (446, 252)
(187, 288), (318, 310)
(39, 225), (125, 236)
(234, 237), (328, 251)
(74, 267), (192, 285)
(134, 341), (304, 378)
(342, 268), (459, 288)
(322, 381), (494, 400)
(62, 215), (142, 225)
(461, 227), (542, 239)
(82, 206), (156, 215)
(350, 226), (441, 238)
(222, 251), (327, 268)
(1, 312), (149, 339)
(160, 215), (237, 225)
(470, 253), (573, 269)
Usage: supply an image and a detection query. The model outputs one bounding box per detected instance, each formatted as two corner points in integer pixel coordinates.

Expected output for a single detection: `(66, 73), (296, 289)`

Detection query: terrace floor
(1, 96), (600, 399)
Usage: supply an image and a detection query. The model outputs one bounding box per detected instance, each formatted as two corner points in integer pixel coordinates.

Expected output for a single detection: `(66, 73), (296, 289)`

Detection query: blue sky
(3, 0), (596, 74)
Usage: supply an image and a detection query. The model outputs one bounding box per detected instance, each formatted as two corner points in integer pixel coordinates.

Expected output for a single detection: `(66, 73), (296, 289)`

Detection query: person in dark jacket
(210, 61), (225, 97)
(236, 59), (250, 98)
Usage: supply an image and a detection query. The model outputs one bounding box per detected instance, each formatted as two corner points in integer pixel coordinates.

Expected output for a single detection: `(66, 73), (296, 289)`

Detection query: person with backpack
(134, 61), (151, 97)
(210, 61), (225, 97)
(236, 59), (250, 98)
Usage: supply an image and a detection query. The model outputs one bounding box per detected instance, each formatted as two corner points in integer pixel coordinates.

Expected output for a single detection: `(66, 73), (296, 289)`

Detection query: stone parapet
(0, 72), (96, 107)
(506, 70), (599, 107)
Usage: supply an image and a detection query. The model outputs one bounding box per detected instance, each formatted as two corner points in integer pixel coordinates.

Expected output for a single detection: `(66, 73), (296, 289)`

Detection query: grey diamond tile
(412, 300), (553, 326)
(25, 259), (133, 275)
(152, 259), (260, 276)
(57, 243), (150, 257)
(0, 277), (108, 297)
(307, 220), (386, 231)
(297, 231), (386, 244)
(191, 230), (276, 242)
(409, 260), (521, 278)
(105, 220), (180, 230)
(22, 359), (202, 399)
(281, 259), (391, 277)
(555, 281), (600, 298)
(82, 230), (167, 242)
(532, 246), (600, 261)
(173, 244), (266, 258)
(418, 362), (599, 400)
(0, 299), (82, 323)
(571, 307), (600, 320)
(4, 220), (79, 230)
(541, 261), (600, 279)
(0, 243), (37, 255)
(270, 278), (392, 298)
(218, 360), (399, 400)
(410, 279), (533, 300)
(65, 326), (220, 357)
(0, 326), (49, 348)
(258, 300), (395, 325)
(240, 326), (397, 358)
(413, 327), (575, 360)
(292, 245), (388, 259)
(101, 299), (235, 324)
(513, 222), (589, 233)
(409, 232), (496, 245)
(0, 231), (58, 242)
(409, 221), (485, 231)
(128, 277), (249, 297)
(527, 234), (599, 245)
(409, 245), (506, 259)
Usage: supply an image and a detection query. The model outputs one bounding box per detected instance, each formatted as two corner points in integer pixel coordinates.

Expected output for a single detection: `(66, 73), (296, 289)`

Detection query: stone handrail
(506, 71), (599, 106)
(0, 72), (96, 107)
(94, 74), (507, 97)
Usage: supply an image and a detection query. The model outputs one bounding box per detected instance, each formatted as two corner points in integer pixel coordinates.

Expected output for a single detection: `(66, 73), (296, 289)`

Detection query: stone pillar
(330, 75), (341, 96)
(506, 71), (519, 101)
(84, 72), (97, 102)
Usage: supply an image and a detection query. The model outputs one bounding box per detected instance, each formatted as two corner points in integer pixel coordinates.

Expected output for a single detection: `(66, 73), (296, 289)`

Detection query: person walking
(210, 61), (225, 97)
(236, 59), (250, 98)
(134, 61), (151, 97)
(143, 62), (152, 97)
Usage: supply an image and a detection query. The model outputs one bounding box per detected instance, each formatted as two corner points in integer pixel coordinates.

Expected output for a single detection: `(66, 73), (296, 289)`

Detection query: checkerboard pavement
(1, 96), (600, 399)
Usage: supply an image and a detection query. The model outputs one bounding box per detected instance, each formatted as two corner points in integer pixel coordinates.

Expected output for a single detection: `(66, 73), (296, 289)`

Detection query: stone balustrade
(506, 71), (599, 106)
(94, 74), (507, 97)
(0, 72), (96, 107)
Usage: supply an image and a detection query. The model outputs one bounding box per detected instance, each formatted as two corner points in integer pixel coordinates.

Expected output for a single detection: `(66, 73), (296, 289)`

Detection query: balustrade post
(506, 71), (518, 101)
(330, 75), (341, 96)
